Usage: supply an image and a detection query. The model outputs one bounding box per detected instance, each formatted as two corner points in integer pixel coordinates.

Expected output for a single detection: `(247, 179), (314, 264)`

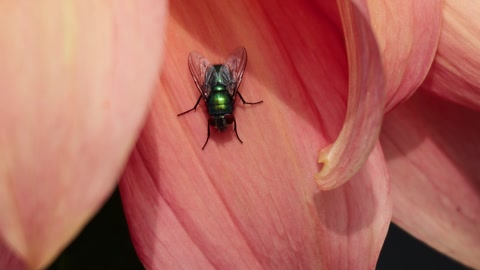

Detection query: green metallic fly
(178, 47), (263, 150)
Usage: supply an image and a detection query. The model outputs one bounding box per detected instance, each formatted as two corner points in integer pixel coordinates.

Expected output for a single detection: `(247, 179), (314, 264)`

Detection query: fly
(178, 46), (263, 150)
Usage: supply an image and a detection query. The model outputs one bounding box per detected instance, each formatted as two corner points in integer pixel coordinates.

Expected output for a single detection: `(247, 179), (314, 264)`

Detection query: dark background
(47, 188), (469, 270)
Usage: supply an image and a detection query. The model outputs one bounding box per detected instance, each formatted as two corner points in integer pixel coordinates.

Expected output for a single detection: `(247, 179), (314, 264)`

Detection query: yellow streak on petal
(61, 1), (77, 67)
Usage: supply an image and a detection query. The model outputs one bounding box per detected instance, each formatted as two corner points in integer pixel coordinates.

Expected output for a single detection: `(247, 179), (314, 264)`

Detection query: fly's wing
(223, 46), (247, 98)
(188, 51), (211, 100)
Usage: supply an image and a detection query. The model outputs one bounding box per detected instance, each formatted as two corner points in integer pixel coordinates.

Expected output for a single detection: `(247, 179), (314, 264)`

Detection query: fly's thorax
(207, 88), (233, 116)
(212, 84), (225, 92)
(212, 64), (223, 71)
(206, 64), (232, 86)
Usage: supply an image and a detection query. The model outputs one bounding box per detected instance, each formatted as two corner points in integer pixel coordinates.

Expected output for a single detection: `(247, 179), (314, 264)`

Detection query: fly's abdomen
(207, 91), (233, 115)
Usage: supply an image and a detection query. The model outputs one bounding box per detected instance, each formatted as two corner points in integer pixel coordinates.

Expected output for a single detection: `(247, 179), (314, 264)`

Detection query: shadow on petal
(0, 238), (26, 270)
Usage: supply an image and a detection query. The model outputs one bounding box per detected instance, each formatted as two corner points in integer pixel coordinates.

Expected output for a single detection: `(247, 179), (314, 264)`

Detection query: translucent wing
(223, 47), (247, 98)
(188, 51), (211, 99)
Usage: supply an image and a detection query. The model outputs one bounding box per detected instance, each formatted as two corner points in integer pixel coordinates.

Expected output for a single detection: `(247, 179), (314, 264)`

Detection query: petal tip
(315, 144), (339, 190)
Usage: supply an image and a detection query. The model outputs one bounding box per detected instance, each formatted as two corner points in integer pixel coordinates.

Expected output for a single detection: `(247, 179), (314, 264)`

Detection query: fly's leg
(202, 124), (211, 150)
(178, 95), (203, 116)
(237, 91), (263, 105)
(233, 118), (243, 144)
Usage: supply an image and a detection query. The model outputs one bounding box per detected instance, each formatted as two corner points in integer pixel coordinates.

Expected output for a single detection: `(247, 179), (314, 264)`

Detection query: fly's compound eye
(224, 114), (235, 124)
(208, 116), (216, 126)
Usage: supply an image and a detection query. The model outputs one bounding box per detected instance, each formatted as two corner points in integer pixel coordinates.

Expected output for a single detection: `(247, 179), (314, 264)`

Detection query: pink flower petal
(315, 1), (385, 190)
(121, 0), (391, 268)
(365, 0), (443, 112)
(380, 90), (480, 268)
(0, 2), (166, 268)
(422, 0), (480, 110)
(121, 141), (390, 269)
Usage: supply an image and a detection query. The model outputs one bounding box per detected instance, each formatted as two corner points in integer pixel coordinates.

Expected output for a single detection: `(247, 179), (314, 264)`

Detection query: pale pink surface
(423, 0), (480, 110)
(381, 90), (480, 268)
(0, 1), (166, 269)
(120, 0), (391, 269)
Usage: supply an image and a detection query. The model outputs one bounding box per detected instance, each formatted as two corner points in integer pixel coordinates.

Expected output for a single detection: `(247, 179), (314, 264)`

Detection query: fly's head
(208, 114), (234, 131)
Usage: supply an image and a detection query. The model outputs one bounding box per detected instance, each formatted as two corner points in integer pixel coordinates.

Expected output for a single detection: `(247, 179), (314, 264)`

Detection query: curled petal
(422, 0), (480, 110)
(315, 1), (385, 190)
(380, 90), (480, 268)
(0, 1), (166, 268)
(366, 0), (443, 112)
